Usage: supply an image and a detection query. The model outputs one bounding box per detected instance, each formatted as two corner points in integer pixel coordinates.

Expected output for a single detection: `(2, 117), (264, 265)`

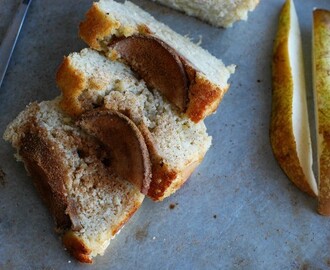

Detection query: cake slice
(151, 0), (260, 28)
(56, 48), (212, 201)
(79, 0), (235, 123)
(3, 99), (145, 263)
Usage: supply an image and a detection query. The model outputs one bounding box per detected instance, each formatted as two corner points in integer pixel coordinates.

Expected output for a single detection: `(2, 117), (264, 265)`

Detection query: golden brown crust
(148, 157), (202, 201)
(138, 123), (203, 201)
(62, 199), (143, 263)
(111, 200), (143, 235)
(165, 158), (202, 196)
(137, 24), (152, 35)
(151, 161), (201, 201)
(56, 56), (111, 117)
(79, 3), (120, 50)
(62, 231), (93, 264)
(56, 57), (87, 116)
(185, 63), (227, 122)
(270, 0), (317, 197)
(137, 123), (174, 200)
(148, 163), (178, 201)
(313, 9), (330, 215)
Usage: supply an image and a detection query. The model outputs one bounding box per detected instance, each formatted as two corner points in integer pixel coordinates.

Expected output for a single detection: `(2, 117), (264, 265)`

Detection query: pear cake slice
(151, 0), (260, 28)
(313, 9), (330, 215)
(3, 99), (145, 263)
(56, 48), (212, 201)
(79, 0), (235, 123)
(271, 0), (317, 197)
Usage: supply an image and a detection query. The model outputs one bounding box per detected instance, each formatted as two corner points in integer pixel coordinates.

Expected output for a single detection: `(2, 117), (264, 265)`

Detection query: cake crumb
(327, 258), (330, 266)
(196, 35), (203, 46)
(169, 202), (178, 210)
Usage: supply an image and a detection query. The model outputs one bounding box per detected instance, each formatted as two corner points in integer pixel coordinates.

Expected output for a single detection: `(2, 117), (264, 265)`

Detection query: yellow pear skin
(313, 9), (330, 215)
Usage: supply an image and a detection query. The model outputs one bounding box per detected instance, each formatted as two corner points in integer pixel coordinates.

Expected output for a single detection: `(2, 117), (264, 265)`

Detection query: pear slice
(313, 9), (330, 215)
(77, 109), (152, 194)
(108, 35), (189, 111)
(19, 132), (73, 230)
(271, 0), (318, 196)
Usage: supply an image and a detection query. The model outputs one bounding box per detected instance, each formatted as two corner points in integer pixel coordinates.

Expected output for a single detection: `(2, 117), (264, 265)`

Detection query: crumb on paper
(184, 33), (191, 40)
(169, 202), (178, 210)
(196, 35), (203, 46)
(184, 33), (203, 46)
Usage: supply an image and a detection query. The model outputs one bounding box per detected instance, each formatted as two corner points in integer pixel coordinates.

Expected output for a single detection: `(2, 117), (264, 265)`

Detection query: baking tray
(1, 0), (330, 269)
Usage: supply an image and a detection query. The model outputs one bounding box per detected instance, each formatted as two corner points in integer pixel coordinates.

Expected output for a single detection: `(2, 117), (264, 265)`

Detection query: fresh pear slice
(77, 109), (152, 194)
(108, 35), (189, 111)
(313, 9), (330, 215)
(271, 0), (317, 196)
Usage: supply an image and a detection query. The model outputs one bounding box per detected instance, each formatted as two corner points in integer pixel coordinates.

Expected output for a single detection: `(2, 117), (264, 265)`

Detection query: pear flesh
(108, 35), (189, 111)
(77, 109), (152, 195)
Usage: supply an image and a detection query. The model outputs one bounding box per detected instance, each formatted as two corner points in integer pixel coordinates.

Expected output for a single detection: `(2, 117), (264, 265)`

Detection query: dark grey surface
(1, 0), (330, 269)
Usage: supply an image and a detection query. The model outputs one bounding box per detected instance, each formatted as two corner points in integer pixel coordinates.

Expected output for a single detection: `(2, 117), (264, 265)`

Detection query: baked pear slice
(77, 109), (152, 194)
(108, 35), (189, 111)
(271, 0), (317, 196)
(313, 9), (330, 215)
